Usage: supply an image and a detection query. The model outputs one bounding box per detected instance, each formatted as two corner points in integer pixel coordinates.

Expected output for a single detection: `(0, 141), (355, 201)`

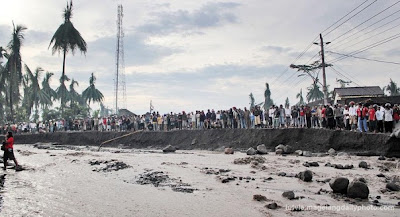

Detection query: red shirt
(369, 109), (376, 121)
(357, 107), (368, 118)
(321, 108), (326, 118)
(5, 137), (14, 149)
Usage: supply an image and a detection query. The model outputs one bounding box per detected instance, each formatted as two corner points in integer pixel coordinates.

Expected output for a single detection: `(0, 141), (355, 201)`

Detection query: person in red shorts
(3, 132), (19, 170)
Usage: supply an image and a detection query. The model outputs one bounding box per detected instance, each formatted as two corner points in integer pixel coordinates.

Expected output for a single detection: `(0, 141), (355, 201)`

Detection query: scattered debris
(233, 156), (265, 165)
(265, 202), (278, 210)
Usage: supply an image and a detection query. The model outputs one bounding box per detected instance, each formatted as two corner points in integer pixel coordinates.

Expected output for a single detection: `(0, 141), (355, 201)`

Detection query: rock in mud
(282, 191), (295, 200)
(386, 182), (400, 191)
(191, 138), (197, 145)
(275, 144), (285, 151)
(266, 202), (278, 209)
(224, 147), (234, 154)
(284, 145), (294, 154)
(328, 148), (336, 155)
(163, 145), (177, 153)
(246, 147), (257, 155)
(347, 181), (369, 199)
(256, 144), (268, 155)
(278, 172), (286, 177)
(378, 156), (386, 161)
(302, 151), (312, 157)
(303, 162), (319, 167)
(253, 194), (267, 201)
(275, 149), (283, 155)
(329, 177), (349, 194)
(297, 170), (313, 182)
(100, 161), (130, 172)
(359, 161), (368, 169)
(354, 177), (367, 183)
(294, 150), (303, 156)
(377, 173), (386, 178)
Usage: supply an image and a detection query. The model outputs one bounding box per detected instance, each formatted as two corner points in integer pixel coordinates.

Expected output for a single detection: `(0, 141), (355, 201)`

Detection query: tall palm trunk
(9, 61), (17, 122)
(61, 47), (67, 115)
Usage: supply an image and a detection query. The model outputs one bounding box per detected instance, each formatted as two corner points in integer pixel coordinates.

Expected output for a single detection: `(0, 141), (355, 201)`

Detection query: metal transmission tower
(114, 4), (127, 115)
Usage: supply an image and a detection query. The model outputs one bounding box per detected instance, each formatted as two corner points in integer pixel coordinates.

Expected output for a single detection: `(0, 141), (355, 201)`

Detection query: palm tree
(56, 74), (70, 112)
(25, 65), (51, 121)
(5, 23), (27, 121)
(49, 0), (87, 113)
(296, 89), (305, 105)
(68, 79), (80, 105)
(306, 80), (324, 103)
(384, 78), (400, 96)
(82, 73), (104, 106)
(41, 72), (58, 108)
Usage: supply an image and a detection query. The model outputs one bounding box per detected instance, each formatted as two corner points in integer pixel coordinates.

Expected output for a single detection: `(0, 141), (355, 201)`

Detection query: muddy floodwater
(0, 145), (399, 217)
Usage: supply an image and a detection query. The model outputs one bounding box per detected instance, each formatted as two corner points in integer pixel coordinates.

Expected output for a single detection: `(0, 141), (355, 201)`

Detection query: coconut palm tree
(384, 78), (400, 96)
(5, 23), (27, 121)
(56, 74), (70, 112)
(82, 73), (104, 107)
(25, 65), (51, 121)
(296, 89), (305, 105)
(68, 79), (81, 105)
(41, 72), (58, 108)
(49, 0), (87, 113)
(306, 80), (324, 103)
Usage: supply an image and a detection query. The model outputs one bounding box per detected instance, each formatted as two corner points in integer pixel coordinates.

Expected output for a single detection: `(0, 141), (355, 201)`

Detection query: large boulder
(247, 147), (257, 155)
(386, 182), (400, 191)
(162, 145), (176, 153)
(282, 191), (295, 200)
(297, 170), (313, 182)
(283, 145), (294, 154)
(329, 177), (349, 194)
(294, 150), (303, 156)
(275, 149), (283, 155)
(328, 148), (336, 155)
(256, 144), (268, 155)
(347, 181), (369, 199)
(275, 144), (285, 151)
(302, 151), (312, 157)
(359, 161), (368, 169)
(224, 147), (234, 154)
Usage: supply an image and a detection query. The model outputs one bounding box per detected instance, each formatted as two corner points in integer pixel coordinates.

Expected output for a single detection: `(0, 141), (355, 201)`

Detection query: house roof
(334, 86), (384, 97)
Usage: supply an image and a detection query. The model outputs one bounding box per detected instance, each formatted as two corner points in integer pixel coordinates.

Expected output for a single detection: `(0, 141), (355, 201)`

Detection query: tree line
(0, 1), (104, 123)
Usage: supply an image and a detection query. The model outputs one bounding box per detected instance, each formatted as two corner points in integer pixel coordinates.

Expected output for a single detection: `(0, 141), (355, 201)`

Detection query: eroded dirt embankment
(8, 129), (400, 157)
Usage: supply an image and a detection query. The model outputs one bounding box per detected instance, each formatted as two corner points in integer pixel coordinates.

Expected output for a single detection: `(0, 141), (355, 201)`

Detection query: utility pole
(319, 33), (328, 105)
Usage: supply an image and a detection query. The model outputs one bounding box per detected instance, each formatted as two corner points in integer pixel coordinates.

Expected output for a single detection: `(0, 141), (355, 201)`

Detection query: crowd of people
(1, 102), (399, 135)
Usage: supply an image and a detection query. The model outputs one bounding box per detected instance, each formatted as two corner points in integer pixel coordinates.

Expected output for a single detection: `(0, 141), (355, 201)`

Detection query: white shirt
(285, 108), (291, 117)
(343, 109), (350, 119)
(349, 106), (357, 116)
(269, 108), (275, 118)
(384, 109), (393, 122)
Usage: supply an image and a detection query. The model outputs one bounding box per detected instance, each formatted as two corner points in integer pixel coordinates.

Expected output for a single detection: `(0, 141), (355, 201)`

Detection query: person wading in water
(3, 132), (19, 170)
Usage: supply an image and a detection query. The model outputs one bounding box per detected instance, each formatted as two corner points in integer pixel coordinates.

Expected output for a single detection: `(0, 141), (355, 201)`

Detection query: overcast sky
(1, 0), (399, 114)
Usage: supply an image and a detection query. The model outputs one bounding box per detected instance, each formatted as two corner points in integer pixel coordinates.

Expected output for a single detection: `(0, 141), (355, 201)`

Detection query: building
(333, 86), (384, 105)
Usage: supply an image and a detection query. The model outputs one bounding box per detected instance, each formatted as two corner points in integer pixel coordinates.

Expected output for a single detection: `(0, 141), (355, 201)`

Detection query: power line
(321, 0), (371, 34)
(328, 51), (400, 65)
(330, 8), (400, 48)
(268, 0), (377, 92)
(329, 1), (400, 42)
(324, 0), (378, 36)
(333, 64), (365, 86)
(330, 31), (400, 63)
(330, 15), (400, 51)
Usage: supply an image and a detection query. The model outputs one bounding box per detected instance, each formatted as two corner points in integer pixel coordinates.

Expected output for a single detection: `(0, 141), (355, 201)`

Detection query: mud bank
(10, 129), (400, 157)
